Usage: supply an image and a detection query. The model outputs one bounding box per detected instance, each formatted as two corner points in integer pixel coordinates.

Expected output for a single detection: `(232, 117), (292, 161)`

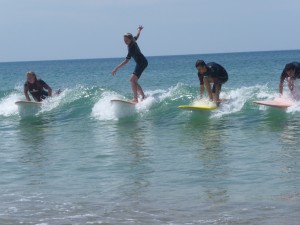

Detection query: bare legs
(130, 74), (145, 103)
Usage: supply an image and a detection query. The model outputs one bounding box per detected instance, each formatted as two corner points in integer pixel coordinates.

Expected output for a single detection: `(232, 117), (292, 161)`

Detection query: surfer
(24, 71), (54, 102)
(195, 60), (228, 105)
(112, 25), (148, 103)
(279, 62), (300, 96)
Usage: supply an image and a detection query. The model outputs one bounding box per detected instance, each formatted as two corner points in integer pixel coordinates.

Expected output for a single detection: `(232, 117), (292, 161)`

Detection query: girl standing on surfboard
(112, 25), (148, 103)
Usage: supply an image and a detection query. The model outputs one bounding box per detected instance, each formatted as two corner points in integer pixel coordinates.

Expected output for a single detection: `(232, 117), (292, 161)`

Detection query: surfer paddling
(279, 62), (300, 97)
(24, 71), (60, 102)
(195, 60), (228, 106)
(112, 25), (148, 103)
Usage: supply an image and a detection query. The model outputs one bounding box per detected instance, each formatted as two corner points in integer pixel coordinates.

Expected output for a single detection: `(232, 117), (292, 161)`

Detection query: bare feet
(130, 99), (138, 104)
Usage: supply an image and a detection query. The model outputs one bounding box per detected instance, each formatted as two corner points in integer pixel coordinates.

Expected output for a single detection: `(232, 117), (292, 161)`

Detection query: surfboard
(253, 98), (293, 108)
(15, 100), (43, 117)
(15, 100), (43, 105)
(178, 105), (218, 111)
(110, 99), (137, 105)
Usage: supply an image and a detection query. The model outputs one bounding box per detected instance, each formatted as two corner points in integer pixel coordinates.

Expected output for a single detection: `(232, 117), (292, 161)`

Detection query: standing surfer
(112, 25), (148, 103)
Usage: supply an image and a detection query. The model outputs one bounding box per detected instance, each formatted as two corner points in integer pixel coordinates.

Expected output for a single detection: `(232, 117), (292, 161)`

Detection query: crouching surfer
(24, 71), (60, 102)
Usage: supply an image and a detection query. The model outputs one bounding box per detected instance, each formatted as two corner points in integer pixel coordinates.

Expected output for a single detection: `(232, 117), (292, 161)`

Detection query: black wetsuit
(24, 79), (49, 102)
(126, 36), (148, 78)
(198, 62), (228, 93)
(280, 62), (300, 83)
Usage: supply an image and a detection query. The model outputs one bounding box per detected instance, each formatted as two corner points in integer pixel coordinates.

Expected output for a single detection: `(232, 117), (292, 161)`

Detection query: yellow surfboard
(178, 105), (218, 111)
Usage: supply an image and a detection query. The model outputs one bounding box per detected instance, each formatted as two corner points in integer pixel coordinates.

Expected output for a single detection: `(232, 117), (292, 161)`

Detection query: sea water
(0, 50), (300, 224)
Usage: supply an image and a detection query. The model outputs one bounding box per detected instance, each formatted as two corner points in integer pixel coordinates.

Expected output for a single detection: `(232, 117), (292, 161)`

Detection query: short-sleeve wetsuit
(126, 36), (148, 78)
(280, 62), (300, 84)
(198, 62), (228, 93)
(24, 79), (49, 102)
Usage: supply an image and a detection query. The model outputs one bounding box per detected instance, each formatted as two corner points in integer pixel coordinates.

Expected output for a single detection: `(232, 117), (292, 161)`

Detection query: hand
(137, 25), (143, 31)
(112, 68), (118, 75)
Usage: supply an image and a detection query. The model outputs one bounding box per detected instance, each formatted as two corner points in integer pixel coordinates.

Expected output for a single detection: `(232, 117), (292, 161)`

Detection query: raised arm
(135, 25), (143, 40)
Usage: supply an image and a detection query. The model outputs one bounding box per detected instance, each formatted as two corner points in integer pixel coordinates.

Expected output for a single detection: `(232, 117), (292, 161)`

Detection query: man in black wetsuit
(112, 25), (148, 103)
(279, 62), (300, 95)
(24, 71), (52, 102)
(195, 60), (228, 105)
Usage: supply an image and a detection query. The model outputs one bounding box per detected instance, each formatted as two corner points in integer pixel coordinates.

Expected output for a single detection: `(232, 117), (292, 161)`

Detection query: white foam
(91, 87), (176, 120)
(39, 89), (66, 113)
(212, 85), (271, 118)
(0, 92), (22, 117)
(192, 98), (216, 107)
(136, 89), (166, 113)
(91, 91), (124, 120)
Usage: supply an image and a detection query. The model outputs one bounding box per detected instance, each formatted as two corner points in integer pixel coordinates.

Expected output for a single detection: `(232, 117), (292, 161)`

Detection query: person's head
(285, 63), (296, 77)
(26, 71), (37, 84)
(195, 60), (207, 74)
(123, 33), (135, 45)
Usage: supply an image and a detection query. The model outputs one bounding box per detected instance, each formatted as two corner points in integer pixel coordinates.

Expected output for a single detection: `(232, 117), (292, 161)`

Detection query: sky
(0, 0), (299, 62)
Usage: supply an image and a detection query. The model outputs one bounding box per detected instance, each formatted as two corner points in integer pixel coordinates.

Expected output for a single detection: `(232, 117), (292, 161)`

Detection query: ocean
(0, 50), (300, 224)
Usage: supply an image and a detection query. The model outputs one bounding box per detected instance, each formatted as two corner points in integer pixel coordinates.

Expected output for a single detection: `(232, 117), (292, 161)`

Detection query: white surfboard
(15, 100), (43, 117)
(110, 99), (137, 105)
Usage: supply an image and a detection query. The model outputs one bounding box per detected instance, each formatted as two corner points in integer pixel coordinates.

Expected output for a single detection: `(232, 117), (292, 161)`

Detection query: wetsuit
(280, 62), (300, 83)
(198, 62), (228, 93)
(24, 79), (49, 102)
(126, 36), (148, 78)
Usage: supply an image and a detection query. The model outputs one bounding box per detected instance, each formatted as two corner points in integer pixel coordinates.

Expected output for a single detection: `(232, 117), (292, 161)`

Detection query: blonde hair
(26, 71), (38, 83)
(124, 33), (136, 43)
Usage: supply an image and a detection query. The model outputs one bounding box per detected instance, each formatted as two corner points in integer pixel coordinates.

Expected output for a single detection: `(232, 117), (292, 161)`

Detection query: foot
(140, 95), (146, 101)
(130, 99), (138, 104)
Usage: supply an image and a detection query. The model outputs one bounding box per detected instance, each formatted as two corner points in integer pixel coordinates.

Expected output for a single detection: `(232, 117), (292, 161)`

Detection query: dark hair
(284, 63), (296, 72)
(195, 60), (206, 68)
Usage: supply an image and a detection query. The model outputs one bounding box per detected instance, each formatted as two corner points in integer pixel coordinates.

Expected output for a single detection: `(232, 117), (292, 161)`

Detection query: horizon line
(1, 48), (299, 64)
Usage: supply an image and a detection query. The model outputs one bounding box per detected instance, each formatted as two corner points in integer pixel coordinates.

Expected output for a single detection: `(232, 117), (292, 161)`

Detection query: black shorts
(133, 60), (148, 78)
(33, 90), (49, 101)
(212, 71), (228, 93)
